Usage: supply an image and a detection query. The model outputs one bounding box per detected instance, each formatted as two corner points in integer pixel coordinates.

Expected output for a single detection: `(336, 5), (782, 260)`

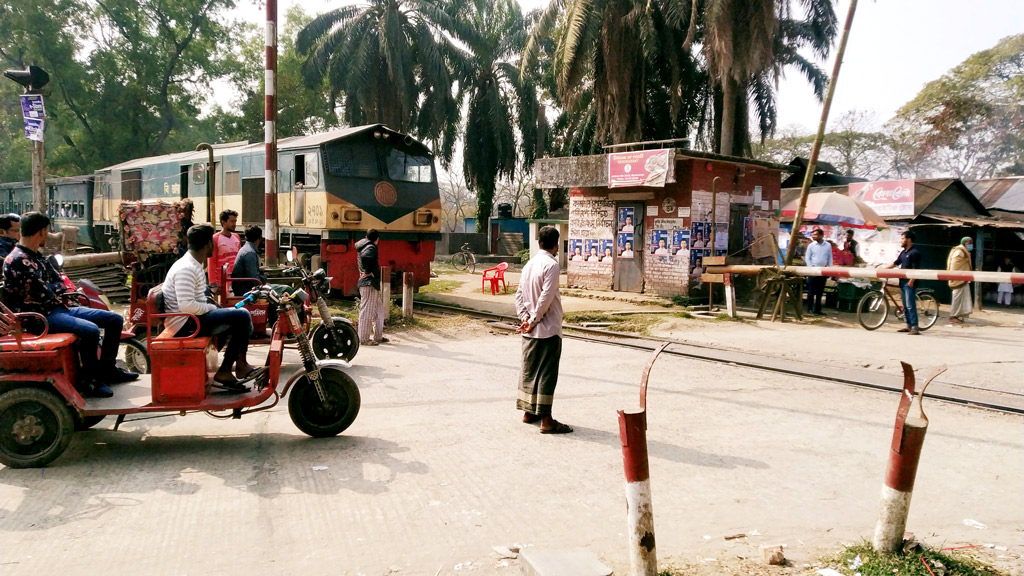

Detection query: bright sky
(233, 0), (1024, 134)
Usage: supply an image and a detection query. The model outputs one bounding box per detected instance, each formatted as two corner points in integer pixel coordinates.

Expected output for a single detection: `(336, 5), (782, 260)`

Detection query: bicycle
(856, 280), (939, 331)
(450, 243), (476, 273)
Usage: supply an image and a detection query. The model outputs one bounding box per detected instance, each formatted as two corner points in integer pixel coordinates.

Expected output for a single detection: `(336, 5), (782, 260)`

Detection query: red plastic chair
(482, 262), (509, 295)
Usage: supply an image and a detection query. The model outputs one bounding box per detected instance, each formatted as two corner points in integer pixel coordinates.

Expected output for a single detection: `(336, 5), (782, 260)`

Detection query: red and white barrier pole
(872, 362), (946, 553)
(706, 264), (1024, 285)
(618, 343), (668, 576)
(264, 0), (279, 266)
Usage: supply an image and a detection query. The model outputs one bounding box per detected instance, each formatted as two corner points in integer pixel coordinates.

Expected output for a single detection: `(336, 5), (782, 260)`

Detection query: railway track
(414, 301), (1024, 416)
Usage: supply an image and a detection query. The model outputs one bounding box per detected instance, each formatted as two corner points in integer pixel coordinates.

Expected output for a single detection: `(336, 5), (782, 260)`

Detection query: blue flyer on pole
(23, 118), (44, 142)
(20, 94), (45, 119)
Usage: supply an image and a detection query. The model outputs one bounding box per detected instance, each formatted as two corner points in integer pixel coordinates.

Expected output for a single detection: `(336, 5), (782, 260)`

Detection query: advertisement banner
(608, 149), (670, 188)
(23, 118), (44, 142)
(849, 179), (915, 217)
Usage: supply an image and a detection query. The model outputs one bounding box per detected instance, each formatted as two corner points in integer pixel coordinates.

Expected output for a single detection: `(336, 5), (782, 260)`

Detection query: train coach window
(386, 148), (432, 183)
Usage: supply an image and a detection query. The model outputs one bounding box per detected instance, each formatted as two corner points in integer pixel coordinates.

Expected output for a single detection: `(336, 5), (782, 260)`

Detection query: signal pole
(4, 65), (50, 213)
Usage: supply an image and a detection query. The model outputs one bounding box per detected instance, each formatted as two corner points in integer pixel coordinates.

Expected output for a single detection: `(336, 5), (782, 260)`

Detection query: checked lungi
(517, 335), (562, 415)
(358, 286), (386, 342)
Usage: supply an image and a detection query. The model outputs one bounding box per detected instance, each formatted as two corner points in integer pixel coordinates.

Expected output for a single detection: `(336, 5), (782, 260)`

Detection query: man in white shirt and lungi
(515, 226), (572, 434)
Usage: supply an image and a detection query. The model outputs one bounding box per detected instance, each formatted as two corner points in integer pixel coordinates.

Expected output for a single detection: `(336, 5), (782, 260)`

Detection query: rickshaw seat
(0, 333), (77, 352)
(146, 284), (213, 403)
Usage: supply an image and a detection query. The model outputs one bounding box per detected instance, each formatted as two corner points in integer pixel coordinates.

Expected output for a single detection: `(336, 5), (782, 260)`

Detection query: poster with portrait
(568, 239), (585, 261)
(690, 249), (708, 276)
(671, 230), (690, 256)
(690, 222), (710, 250)
(649, 229), (671, 255)
(714, 223), (729, 251)
(584, 239), (602, 262)
(599, 239), (614, 261)
(617, 233), (635, 258)
(617, 207), (636, 233)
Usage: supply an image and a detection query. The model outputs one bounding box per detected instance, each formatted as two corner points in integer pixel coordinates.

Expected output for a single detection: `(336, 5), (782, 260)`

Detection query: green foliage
(516, 248), (531, 265)
(295, 0), (463, 165)
(896, 34), (1024, 179)
(530, 187), (548, 219)
(417, 279), (460, 294)
(821, 541), (1007, 576)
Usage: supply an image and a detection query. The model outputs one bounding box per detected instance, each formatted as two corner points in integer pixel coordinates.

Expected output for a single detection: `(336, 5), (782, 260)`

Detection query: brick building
(535, 148), (791, 298)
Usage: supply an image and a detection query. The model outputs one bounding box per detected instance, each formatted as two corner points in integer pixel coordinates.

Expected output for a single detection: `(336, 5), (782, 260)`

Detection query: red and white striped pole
(705, 264), (1024, 285)
(264, 0), (279, 266)
(618, 343), (668, 576)
(872, 362), (945, 553)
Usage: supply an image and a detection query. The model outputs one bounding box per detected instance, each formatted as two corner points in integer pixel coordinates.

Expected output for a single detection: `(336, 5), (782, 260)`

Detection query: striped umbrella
(782, 192), (887, 229)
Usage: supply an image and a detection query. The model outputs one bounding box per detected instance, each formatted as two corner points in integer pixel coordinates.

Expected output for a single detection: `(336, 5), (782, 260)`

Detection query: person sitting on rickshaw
(163, 224), (258, 392)
(1, 212), (138, 398)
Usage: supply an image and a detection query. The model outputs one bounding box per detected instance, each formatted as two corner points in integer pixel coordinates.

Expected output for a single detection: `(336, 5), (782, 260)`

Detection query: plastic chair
(482, 262), (509, 295)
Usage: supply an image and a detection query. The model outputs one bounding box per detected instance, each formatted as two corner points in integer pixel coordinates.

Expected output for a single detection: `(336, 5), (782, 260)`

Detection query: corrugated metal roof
(95, 124), (431, 173)
(964, 177), (1024, 213)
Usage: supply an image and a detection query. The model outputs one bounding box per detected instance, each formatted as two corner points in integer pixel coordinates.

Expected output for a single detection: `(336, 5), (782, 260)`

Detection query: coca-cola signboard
(848, 179), (915, 217)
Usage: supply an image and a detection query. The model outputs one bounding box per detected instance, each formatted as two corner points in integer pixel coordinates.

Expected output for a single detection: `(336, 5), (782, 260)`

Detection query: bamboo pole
(784, 0), (859, 266)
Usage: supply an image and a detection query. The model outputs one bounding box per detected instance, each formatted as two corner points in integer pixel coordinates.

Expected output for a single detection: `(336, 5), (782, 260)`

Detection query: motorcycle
(282, 263), (359, 362)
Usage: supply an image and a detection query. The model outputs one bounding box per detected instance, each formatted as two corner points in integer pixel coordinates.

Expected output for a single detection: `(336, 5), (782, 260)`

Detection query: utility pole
(4, 65), (50, 213)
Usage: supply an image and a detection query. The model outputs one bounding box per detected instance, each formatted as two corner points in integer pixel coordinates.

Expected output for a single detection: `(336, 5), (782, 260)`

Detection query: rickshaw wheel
(0, 388), (74, 468)
(310, 319), (359, 362)
(288, 367), (361, 438)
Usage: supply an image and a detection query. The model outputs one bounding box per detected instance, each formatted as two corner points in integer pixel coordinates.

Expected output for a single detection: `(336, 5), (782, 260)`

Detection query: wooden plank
(703, 256), (726, 266)
(701, 273), (724, 283)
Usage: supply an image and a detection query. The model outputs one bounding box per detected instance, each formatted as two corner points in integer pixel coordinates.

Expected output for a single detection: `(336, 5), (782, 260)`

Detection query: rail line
(414, 301), (1024, 416)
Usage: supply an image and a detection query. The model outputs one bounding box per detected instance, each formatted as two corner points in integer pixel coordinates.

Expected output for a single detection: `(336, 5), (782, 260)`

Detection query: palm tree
(706, 0), (836, 156)
(447, 0), (540, 232)
(522, 0), (702, 146)
(296, 0), (465, 163)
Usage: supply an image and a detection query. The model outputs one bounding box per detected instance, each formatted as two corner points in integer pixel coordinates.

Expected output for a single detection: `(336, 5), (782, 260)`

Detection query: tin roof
(95, 124), (432, 173)
(963, 177), (1024, 213)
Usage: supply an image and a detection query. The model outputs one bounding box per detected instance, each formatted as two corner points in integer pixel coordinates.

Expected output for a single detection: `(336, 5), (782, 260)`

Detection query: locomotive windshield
(385, 149), (433, 183)
(324, 140), (434, 183)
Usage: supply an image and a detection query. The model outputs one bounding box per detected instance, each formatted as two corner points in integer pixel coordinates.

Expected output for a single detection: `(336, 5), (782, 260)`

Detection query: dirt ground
(1, 312), (1020, 576)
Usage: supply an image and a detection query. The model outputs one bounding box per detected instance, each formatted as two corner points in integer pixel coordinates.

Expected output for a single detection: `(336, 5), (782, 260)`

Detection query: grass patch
(563, 311), (660, 335)
(819, 541), (1008, 576)
(672, 310), (695, 319)
(418, 279), (461, 294)
(714, 312), (744, 322)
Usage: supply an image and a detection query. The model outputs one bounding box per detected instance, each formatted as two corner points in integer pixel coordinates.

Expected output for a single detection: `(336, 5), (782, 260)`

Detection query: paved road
(1, 323), (1021, 575)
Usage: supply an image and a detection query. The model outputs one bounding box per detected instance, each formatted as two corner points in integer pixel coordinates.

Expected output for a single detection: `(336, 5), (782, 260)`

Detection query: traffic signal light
(3, 65), (50, 92)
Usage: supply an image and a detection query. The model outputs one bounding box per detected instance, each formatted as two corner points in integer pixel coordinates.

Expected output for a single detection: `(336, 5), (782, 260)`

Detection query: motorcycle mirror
(286, 249), (295, 263)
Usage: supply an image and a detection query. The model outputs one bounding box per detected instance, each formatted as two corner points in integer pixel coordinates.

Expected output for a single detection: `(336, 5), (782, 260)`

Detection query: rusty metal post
(872, 362), (946, 553)
(380, 265), (392, 324)
(619, 342), (669, 576)
(402, 272), (414, 319)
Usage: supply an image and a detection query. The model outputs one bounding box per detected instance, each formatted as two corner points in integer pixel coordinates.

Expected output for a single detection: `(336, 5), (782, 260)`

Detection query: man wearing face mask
(946, 236), (974, 324)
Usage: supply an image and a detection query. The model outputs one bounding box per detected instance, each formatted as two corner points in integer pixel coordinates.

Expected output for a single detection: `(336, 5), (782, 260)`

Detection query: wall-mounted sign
(608, 149), (670, 188)
(849, 179), (915, 217)
(19, 95), (45, 142)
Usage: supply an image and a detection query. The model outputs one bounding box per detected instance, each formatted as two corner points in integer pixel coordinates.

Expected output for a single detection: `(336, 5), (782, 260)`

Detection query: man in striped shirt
(164, 224), (256, 391)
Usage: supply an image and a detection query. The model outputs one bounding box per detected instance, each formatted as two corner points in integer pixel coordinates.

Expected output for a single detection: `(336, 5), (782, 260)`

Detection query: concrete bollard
(402, 272), (414, 319)
(618, 342), (669, 576)
(724, 273), (737, 318)
(872, 362), (946, 553)
(380, 266), (391, 324)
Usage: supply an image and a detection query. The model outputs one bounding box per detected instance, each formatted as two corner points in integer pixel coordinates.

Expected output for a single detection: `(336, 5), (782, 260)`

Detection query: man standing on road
(946, 237), (974, 324)
(844, 229), (858, 260)
(885, 230), (922, 335)
(804, 228), (833, 315)
(515, 225), (572, 434)
(356, 228), (388, 346)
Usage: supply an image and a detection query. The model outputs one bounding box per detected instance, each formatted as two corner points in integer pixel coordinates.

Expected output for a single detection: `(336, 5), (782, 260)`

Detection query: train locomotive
(2, 124), (442, 295)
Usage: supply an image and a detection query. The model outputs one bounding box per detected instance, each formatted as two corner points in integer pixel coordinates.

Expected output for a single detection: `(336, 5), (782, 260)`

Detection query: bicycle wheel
(857, 290), (889, 330)
(916, 292), (940, 330)
(466, 254), (476, 274)
(451, 252), (470, 272)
